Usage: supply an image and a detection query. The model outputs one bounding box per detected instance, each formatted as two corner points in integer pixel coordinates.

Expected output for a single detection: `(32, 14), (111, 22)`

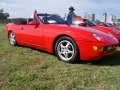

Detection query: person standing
(65, 6), (75, 24)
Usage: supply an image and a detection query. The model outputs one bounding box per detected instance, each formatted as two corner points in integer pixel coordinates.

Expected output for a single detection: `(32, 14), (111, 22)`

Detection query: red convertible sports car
(73, 18), (120, 45)
(6, 11), (119, 63)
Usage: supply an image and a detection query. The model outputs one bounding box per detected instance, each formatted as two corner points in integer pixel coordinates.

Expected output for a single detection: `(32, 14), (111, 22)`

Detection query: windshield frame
(37, 14), (68, 24)
(102, 22), (110, 27)
(84, 19), (97, 26)
(109, 23), (115, 27)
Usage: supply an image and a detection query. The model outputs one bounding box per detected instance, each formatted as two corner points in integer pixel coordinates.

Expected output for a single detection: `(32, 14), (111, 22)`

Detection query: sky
(0, 0), (120, 20)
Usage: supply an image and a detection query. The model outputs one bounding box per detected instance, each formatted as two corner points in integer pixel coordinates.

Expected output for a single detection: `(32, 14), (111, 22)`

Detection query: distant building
(84, 12), (95, 22)
(108, 14), (116, 24)
(115, 19), (120, 27)
(101, 12), (107, 23)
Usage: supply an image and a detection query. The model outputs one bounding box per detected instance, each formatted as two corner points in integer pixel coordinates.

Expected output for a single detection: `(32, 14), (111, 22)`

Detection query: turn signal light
(93, 46), (117, 51)
(93, 46), (103, 51)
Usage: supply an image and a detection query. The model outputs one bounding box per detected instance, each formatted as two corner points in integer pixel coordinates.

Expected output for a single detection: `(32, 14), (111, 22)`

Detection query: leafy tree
(72, 12), (81, 18)
(0, 9), (9, 23)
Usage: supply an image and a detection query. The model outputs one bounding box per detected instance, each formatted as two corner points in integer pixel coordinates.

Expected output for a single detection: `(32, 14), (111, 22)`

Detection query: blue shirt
(65, 12), (73, 24)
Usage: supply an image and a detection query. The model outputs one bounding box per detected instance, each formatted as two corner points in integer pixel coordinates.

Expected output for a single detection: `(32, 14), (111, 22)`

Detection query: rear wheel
(55, 36), (79, 63)
(9, 31), (17, 46)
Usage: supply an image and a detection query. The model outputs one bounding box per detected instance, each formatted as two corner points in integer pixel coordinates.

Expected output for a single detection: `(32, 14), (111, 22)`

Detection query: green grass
(0, 24), (120, 90)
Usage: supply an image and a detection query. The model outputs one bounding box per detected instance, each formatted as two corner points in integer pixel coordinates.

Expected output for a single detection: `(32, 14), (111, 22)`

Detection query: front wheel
(55, 36), (79, 63)
(9, 31), (17, 46)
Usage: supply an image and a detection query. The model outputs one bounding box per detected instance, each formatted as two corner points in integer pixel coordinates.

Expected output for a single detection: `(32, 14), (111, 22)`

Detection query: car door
(19, 24), (43, 49)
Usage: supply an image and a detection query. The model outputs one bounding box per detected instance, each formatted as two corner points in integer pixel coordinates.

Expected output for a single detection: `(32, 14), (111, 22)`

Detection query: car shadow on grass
(18, 45), (120, 66)
(79, 50), (120, 66)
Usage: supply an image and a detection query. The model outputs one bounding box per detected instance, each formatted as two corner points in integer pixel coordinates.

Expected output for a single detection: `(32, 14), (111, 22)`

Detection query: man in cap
(65, 6), (75, 24)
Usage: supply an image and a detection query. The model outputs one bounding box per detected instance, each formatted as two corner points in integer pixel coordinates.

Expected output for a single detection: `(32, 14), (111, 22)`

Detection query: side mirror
(98, 24), (103, 27)
(28, 20), (37, 25)
(79, 23), (87, 27)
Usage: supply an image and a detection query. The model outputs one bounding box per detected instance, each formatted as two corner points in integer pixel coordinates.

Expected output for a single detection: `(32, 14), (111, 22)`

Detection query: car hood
(88, 26), (111, 33)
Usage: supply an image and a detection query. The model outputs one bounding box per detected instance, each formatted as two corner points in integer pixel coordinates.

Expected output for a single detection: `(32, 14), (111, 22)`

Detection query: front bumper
(76, 40), (118, 61)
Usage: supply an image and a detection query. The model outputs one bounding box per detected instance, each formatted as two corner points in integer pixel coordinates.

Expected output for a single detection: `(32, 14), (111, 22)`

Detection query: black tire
(8, 31), (17, 46)
(55, 36), (79, 63)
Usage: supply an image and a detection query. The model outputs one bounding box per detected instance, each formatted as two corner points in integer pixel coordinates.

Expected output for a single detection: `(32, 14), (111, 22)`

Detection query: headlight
(93, 33), (101, 41)
(112, 30), (119, 34)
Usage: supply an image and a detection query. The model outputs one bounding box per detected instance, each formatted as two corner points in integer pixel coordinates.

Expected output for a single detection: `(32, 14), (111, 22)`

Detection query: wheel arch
(52, 34), (80, 55)
(8, 30), (17, 46)
(8, 30), (13, 38)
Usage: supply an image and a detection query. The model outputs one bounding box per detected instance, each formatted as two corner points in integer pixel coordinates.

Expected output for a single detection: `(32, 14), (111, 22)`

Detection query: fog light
(106, 46), (112, 50)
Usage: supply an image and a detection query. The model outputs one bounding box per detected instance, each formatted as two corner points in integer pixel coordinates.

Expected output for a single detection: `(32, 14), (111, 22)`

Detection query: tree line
(0, 9), (28, 24)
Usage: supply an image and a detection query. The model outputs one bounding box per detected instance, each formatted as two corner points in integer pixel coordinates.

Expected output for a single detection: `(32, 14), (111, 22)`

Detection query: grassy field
(0, 24), (120, 90)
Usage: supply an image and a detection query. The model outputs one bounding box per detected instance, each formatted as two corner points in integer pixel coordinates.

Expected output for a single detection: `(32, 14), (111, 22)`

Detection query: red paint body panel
(6, 15), (119, 61)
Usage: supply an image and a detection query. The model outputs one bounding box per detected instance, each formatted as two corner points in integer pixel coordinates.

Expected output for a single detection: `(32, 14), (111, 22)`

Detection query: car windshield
(38, 14), (67, 24)
(84, 19), (97, 26)
(102, 22), (110, 27)
(109, 23), (115, 27)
